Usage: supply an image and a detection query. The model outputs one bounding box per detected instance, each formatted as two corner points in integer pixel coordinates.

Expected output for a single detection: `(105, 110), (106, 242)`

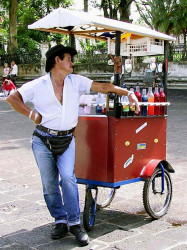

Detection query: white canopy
(28, 8), (175, 42)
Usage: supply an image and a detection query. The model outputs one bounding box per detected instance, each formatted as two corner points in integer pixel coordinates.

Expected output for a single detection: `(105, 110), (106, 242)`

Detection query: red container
(75, 115), (167, 184)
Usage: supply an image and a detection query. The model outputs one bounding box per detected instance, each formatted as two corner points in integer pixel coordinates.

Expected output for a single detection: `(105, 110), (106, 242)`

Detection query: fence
(0, 45), (186, 66)
(0, 51), (41, 66)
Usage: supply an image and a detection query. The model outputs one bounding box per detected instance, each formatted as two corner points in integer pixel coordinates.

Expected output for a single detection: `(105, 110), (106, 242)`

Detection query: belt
(36, 125), (75, 136)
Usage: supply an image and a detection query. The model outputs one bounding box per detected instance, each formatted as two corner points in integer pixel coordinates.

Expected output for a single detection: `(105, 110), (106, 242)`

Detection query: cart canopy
(28, 8), (175, 42)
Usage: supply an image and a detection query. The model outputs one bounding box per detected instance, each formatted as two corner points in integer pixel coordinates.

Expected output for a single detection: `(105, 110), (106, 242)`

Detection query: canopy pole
(114, 31), (122, 118)
(69, 34), (76, 49)
(69, 34), (76, 65)
(114, 31), (121, 87)
(163, 40), (169, 100)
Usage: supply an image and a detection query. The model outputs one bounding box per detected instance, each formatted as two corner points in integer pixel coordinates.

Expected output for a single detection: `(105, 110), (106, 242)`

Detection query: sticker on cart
(137, 143), (146, 150)
(124, 154), (134, 168)
(136, 122), (147, 134)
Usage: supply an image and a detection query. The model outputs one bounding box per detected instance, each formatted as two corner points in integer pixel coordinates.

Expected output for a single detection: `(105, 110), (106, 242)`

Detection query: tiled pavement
(0, 89), (187, 249)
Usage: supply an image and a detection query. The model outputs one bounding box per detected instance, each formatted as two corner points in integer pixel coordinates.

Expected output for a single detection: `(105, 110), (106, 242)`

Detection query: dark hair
(45, 44), (77, 73)
(46, 54), (65, 73)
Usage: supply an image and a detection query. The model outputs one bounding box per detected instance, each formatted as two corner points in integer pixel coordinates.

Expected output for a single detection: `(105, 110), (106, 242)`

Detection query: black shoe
(70, 224), (89, 246)
(51, 223), (68, 240)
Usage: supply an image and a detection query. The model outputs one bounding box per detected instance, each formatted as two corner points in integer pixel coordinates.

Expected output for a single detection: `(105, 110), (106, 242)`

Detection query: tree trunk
(9, 0), (18, 52)
(182, 30), (186, 60)
(84, 0), (88, 12)
(119, 4), (131, 22)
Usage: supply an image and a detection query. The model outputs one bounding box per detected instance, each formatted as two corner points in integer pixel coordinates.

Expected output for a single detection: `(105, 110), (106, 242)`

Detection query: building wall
(0, 61), (186, 79)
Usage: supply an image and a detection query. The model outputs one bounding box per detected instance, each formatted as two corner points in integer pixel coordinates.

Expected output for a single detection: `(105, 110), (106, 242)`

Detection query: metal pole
(69, 34), (76, 49)
(163, 40), (169, 100)
(114, 31), (122, 118)
(114, 31), (121, 87)
(69, 34), (76, 66)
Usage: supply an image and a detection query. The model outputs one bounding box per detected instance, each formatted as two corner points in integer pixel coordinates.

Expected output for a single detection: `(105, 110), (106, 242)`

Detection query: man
(9, 60), (18, 85)
(6, 45), (139, 246)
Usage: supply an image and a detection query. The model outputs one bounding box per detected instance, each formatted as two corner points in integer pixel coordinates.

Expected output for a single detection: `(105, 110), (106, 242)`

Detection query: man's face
(57, 53), (74, 74)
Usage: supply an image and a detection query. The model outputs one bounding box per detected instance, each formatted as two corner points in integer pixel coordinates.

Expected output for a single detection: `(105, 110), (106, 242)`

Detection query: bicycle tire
(83, 189), (96, 231)
(91, 187), (116, 210)
(143, 168), (172, 219)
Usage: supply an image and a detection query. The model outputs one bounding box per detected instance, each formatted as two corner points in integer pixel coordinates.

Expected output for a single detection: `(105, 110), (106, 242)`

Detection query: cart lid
(28, 8), (175, 42)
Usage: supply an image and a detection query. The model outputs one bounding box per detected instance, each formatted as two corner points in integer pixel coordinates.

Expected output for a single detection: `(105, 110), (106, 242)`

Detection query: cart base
(77, 177), (143, 188)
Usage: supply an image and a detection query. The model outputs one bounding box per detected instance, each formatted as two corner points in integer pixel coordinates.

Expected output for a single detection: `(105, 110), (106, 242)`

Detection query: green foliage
(135, 0), (187, 35)
(79, 39), (107, 53)
(0, 0), (73, 54)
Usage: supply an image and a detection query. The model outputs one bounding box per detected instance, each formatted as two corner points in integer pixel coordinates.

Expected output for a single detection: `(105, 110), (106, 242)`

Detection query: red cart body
(75, 115), (167, 186)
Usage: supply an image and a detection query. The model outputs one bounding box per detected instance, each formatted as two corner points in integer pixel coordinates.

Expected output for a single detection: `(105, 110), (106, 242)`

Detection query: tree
(9, 0), (18, 51)
(0, 0), (73, 53)
(100, 0), (134, 21)
(135, 0), (187, 59)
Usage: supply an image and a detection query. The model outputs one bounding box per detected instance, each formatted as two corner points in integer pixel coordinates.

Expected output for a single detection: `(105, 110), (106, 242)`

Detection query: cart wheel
(143, 167), (172, 219)
(92, 187), (116, 210)
(83, 189), (96, 232)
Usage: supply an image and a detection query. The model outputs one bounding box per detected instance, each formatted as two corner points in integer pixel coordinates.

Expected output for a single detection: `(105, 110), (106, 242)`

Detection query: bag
(33, 130), (73, 155)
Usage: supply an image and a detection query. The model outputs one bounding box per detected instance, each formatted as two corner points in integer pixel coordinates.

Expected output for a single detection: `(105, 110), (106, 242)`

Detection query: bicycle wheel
(143, 167), (172, 219)
(91, 187), (116, 210)
(83, 189), (96, 232)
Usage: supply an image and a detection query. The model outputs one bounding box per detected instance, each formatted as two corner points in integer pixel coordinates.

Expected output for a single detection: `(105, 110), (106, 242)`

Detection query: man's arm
(91, 81), (140, 114)
(6, 91), (42, 124)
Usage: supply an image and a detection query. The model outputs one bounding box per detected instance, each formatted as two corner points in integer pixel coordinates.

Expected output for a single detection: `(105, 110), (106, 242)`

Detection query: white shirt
(18, 73), (93, 130)
(10, 64), (18, 75)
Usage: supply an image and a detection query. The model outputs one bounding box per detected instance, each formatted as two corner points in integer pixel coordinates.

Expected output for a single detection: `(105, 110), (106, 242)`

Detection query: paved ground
(0, 89), (187, 250)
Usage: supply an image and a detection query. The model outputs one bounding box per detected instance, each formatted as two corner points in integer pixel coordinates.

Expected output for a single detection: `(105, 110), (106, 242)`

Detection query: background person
(3, 63), (10, 82)
(9, 60), (18, 86)
(143, 64), (155, 87)
(6, 44), (139, 247)
(3, 76), (16, 97)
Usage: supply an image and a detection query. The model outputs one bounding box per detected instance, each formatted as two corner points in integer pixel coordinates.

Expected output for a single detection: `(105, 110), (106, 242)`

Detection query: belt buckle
(49, 129), (58, 136)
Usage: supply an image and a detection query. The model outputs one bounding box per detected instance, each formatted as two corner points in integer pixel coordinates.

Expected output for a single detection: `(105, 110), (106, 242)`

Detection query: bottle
(154, 85), (160, 115)
(90, 95), (97, 115)
(115, 96), (122, 118)
(141, 87), (148, 116)
(147, 87), (154, 116)
(121, 84), (129, 116)
(135, 84), (142, 116)
(96, 93), (102, 114)
(83, 95), (92, 114)
(160, 87), (166, 115)
(129, 85), (135, 116)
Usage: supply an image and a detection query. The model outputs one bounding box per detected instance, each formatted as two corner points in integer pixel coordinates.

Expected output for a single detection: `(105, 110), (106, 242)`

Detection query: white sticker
(124, 154), (134, 168)
(136, 122), (147, 134)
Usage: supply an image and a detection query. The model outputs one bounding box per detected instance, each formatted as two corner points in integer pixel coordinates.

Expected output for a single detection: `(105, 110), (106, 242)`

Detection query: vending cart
(28, 8), (175, 231)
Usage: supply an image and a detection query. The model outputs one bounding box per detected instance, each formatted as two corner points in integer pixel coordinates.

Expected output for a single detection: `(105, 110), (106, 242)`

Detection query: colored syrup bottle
(121, 94), (129, 116)
(135, 84), (141, 116)
(147, 87), (154, 116)
(121, 84), (129, 116)
(129, 86), (135, 116)
(154, 85), (160, 115)
(141, 88), (148, 116)
(160, 87), (166, 115)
